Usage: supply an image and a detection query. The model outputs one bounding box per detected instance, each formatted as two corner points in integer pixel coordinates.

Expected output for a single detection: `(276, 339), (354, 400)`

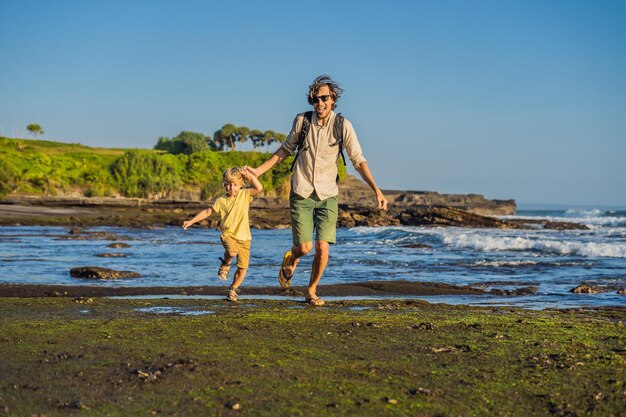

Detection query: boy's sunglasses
(311, 94), (331, 104)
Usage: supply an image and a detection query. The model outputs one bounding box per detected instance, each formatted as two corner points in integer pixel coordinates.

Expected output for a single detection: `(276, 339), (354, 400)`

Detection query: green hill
(0, 137), (320, 200)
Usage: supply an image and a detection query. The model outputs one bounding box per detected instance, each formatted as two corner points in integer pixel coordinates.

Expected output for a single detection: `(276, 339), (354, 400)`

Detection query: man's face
(224, 179), (243, 197)
(312, 85), (334, 121)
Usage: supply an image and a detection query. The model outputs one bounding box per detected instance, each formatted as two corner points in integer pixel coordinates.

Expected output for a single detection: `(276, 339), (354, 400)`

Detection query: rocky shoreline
(0, 176), (586, 230)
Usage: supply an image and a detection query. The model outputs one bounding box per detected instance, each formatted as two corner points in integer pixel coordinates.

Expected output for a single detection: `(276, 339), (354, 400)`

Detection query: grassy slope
(1, 298), (625, 416)
(0, 137), (299, 198)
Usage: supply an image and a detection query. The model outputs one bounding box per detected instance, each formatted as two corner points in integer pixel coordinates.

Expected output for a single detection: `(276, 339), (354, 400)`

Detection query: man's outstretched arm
(355, 161), (388, 210)
(246, 147), (290, 178)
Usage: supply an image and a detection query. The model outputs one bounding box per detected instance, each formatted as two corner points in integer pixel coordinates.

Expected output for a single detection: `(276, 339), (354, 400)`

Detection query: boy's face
(224, 179), (243, 197)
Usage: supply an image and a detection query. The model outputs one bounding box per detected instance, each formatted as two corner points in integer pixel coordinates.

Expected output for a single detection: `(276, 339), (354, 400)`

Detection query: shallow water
(1, 208), (625, 309)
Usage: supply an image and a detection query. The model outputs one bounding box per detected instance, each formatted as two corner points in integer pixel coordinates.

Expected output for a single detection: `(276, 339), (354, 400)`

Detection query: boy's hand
(182, 221), (192, 230)
(242, 166), (260, 178)
(240, 167), (252, 180)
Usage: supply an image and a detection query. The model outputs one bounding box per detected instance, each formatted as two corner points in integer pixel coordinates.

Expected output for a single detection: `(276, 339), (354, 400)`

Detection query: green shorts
(289, 191), (338, 245)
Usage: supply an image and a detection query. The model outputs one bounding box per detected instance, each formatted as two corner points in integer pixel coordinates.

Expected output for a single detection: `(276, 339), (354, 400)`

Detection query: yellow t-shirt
(211, 189), (253, 241)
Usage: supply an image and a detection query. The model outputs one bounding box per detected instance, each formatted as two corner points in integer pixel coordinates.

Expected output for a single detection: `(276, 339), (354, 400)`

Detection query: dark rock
(489, 286), (538, 296)
(96, 253), (129, 258)
(337, 209), (399, 227)
(400, 243), (433, 249)
(70, 267), (141, 279)
(336, 205), (588, 230)
(511, 218), (588, 230)
(339, 175), (516, 215)
(412, 323), (435, 331)
(572, 284), (595, 294)
(225, 401), (241, 410)
(59, 228), (126, 241)
(571, 284), (625, 294)
(396, 206), (522, 229)
(107, 242), (131, 248)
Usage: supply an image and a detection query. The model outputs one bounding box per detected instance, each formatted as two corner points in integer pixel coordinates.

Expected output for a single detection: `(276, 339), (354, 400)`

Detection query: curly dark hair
(306, 75), (343, 110)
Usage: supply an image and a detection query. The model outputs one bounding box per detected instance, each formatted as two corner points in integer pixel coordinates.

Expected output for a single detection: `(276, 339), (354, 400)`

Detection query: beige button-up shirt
(281, 111), (367, 200)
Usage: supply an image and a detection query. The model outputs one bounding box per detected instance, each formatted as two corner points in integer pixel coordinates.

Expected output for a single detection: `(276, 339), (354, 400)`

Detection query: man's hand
(376, 191), (388, 210)
(182, 221), (192, 230)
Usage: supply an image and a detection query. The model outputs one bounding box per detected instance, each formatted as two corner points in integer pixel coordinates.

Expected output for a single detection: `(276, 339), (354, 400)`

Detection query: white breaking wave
(441, 232), (626, 258)
(564, 208), (603, 217)
(503, 214), (626, 229)
(351, 225), (626, 258)
(470, 259), (589, 268)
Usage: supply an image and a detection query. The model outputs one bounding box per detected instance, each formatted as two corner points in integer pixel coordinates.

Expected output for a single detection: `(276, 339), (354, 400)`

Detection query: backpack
(289, 111), (347, 183)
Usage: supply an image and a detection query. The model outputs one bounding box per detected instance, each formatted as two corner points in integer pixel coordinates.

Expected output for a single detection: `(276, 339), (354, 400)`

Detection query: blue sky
(1, 0), (625, 207)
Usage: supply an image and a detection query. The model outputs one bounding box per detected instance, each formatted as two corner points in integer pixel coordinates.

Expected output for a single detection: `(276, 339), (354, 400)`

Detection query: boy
(182, 167), (263, 301)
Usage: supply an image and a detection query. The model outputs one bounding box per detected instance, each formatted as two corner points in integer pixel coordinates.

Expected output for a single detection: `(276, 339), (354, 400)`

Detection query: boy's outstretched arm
(182, 207), (214, 230)
(241, 167), (264, 196)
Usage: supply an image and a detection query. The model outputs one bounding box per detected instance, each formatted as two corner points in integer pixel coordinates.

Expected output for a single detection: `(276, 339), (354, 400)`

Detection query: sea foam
(440, 231), (626, 258)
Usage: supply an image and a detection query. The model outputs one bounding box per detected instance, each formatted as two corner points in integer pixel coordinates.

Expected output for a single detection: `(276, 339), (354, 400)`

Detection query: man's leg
(284, 192), (316, 278)
(307, 240), (329, 298)
(282, 241), (312, 277)
(307, 195), (338, 299)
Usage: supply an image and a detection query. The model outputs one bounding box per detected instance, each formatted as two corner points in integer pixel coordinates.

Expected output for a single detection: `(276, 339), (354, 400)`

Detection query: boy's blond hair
(222, 167), (243, 185)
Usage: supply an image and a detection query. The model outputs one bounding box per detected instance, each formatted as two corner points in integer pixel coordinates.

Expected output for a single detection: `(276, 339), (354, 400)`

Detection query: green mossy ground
(1, 298), (625, 416)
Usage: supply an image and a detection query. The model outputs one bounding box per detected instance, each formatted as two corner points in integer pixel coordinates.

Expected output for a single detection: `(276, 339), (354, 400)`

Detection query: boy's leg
(220, 235), (238, 264)
(230, 239), (250, 290)
(231, 267), (247, 289)
(219, 235), (238, 280)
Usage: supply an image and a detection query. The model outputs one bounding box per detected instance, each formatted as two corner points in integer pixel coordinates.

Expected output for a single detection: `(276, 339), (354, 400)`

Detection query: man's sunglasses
(311, 94), (331, 104)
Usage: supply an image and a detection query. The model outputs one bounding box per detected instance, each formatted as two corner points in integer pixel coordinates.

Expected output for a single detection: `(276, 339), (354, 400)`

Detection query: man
(247, 75), (388, 306)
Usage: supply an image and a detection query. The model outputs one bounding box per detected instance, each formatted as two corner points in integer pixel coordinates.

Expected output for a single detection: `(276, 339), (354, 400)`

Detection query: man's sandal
(218, 257), (231, 281)
(227, 286), (239, 302)
(277, 250), (294, 289)
(305, 296), (325, 307)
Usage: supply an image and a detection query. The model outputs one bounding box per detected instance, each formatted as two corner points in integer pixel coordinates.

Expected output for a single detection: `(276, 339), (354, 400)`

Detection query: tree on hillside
(153, 131), (209, 155)
(27, 124), (44, 138)
(110, 150), (183, 198)
(175, 131), (209, 154)
(237, 126), (250, 149)
(263, 130), (286, 151)
(249, 129), (265, 149)
(156, 123), (287, 153)
(213, 124), (238, 151)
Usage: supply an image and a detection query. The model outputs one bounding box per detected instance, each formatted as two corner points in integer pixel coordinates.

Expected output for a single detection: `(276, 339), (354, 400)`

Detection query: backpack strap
(290, 111), (346, 183)
(290, 111), (314, 173)
(332, 113), (347, 181)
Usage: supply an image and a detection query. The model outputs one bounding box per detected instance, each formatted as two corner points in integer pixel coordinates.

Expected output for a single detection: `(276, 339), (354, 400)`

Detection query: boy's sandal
(305, 296), (325, 307)
(227, 286), (239, 302)
(277, 250), (294, 289)
(218, 257), (231, 281)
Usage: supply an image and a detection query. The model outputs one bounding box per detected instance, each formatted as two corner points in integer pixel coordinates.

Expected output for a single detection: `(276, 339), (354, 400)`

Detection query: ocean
(1, 208), (625, 309)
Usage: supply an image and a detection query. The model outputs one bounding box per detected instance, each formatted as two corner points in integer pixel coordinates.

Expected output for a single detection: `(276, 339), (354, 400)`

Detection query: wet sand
(0, 280), (489, 298)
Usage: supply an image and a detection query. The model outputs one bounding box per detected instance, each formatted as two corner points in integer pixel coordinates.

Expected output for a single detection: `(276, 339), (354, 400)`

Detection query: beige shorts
(220, 234), (251, 269)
